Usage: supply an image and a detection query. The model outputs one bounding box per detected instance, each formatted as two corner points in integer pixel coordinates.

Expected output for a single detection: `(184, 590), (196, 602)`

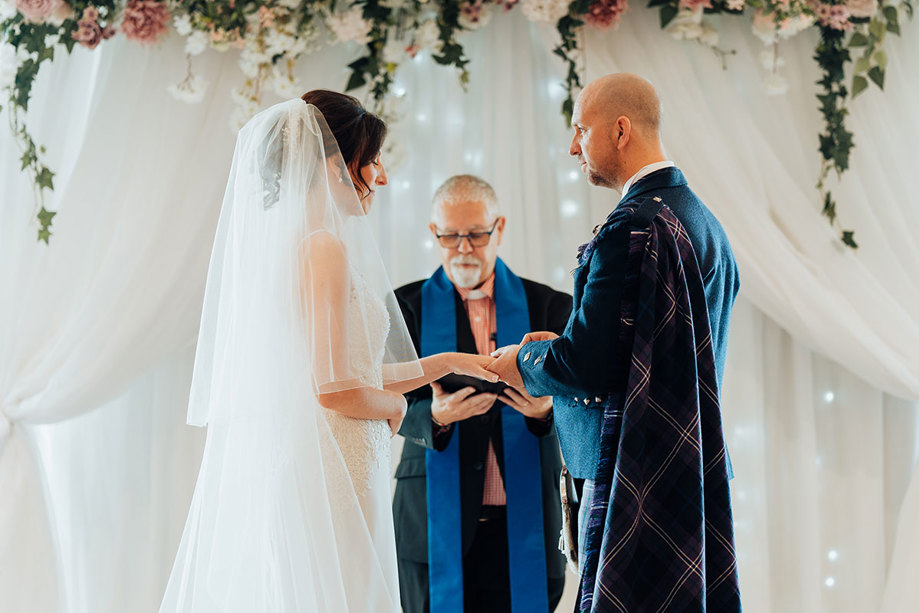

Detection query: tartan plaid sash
(577, 198), (742, 612)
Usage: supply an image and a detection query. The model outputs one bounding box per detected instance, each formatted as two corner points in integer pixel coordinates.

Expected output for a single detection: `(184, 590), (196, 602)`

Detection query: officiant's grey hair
(431, 175), (501, 224)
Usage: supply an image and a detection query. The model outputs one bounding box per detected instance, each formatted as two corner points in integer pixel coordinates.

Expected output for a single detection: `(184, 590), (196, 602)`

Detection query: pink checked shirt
(455, 273), (507, 506)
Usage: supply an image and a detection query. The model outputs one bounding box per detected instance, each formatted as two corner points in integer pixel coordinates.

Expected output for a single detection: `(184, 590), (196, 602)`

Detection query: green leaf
(874, 49), (888, 70)
(37, 167), (54, 191)
(37, 227), (52, 244)
(822, 193), (837, 223)
(647, 0), (671, 7)
(848, 32), (870, 47)
(868, 65), (885, 89)
(37, 206), (56, 228)
(660, 5), (679, 28)
(869, 19), (885, 40)
(887, 21), (900, 35)
(20, 151), (33, 171)
(854, 56), (870, 73)
(345, 70), (367, 92)
(851, 74), (869, 97)
(883, 5), (899, 26)
(841, 230), (858, 249)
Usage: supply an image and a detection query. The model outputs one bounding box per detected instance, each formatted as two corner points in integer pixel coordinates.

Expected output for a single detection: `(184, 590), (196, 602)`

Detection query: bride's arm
(302, 232), (404, 423)
(383, 352), (498, 395)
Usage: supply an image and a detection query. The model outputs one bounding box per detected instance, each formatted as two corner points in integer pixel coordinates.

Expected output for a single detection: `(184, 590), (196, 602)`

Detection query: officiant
(393, 175), (570, 613)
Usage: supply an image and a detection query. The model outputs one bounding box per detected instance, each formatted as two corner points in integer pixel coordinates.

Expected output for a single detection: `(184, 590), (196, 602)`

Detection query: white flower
(726, 0), (744, 9)
(0, 0), (16, 20)
(278, 0), (302, 8)
(173, 14), (193, 37)
(666, 8), (704, 41)
(264, 28), (298, 57)
(240, 46), (269, 77)
(777, 14), (814, 39)
(763, 72), (789, 96)
(0, 42), (18, 89)
(415, 19), (443, 53)
(184, 30), (209, 56)
(381, 33), (404, 64)
(326, 7), (373, 45)
(381, 0), (411, 8)
(269, 64), (300, 98)
(751, 10), (777, 44)
(520, 0), (572, 23)
(699, 24), (719, 47)
(168, 74), (209, 104)
(458, 3), (493, 30)
(759, 47), (785, 71)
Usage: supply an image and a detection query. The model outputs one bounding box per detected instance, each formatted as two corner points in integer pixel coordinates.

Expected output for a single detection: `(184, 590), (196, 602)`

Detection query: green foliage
(1, 0), (915, 246)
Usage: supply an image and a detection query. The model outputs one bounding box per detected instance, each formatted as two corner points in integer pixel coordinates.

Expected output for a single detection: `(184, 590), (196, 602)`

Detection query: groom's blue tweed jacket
(518, 167), (740, 480)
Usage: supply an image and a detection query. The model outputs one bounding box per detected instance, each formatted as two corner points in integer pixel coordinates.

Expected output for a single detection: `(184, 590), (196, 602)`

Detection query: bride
(159, 92), (496, 612)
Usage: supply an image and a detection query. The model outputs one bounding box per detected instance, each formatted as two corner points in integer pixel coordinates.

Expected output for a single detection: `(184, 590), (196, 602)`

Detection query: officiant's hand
(430, 382), (497, 426)
(499, 386), (552, 420)
(487, 344), (524, 390)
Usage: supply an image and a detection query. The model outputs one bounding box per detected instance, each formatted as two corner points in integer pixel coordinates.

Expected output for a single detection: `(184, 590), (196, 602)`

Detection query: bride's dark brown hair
(301, 90), (387, 199)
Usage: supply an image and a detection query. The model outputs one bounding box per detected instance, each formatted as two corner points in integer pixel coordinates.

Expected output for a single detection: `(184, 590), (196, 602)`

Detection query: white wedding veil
(160, 99), (422, 612)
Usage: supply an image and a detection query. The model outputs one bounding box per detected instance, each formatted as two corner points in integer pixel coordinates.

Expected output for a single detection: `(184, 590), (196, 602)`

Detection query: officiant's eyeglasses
(434, 220), (500, 249)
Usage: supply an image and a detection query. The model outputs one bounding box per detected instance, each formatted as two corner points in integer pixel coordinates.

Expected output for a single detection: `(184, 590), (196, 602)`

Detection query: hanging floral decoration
(1, 0), (912, 245)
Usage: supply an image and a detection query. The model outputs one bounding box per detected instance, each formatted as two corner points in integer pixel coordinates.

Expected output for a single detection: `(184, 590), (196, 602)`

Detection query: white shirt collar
(619, 161), (675, 202)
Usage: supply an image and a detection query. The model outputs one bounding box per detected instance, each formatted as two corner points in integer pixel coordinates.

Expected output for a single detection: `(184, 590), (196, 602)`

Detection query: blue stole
(421, 258), (549, 613)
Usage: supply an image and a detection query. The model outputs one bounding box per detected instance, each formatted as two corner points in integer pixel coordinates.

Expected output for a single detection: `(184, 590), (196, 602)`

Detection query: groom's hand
(521, 331), (558, 344)
(487, 344), (524, 390)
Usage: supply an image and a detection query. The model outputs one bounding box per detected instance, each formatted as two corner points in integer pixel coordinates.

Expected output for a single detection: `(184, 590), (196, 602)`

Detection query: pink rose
(72, 20), (102, 49)
(81, 5), (98, 22)
(120, 0), (170, 45)
(15, 0), (63, 23)
(845, 0), (875, 18)
(679, 0), (713, 10)
(585, 0), (630, 29)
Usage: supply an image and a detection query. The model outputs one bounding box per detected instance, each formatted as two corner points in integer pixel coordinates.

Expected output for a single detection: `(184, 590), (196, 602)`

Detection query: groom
(393, 175), (569, 613)
(488, 74), (742, 610)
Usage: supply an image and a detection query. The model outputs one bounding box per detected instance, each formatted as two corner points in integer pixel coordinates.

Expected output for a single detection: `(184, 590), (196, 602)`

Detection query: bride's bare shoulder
(300, 230), (348, 270)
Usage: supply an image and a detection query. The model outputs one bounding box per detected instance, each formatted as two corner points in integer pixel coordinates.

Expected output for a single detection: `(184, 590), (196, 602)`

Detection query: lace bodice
(322, 267), (392, 495)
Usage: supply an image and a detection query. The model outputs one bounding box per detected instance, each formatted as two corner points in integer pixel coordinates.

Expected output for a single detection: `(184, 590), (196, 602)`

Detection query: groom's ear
(615, 116), (632, 150)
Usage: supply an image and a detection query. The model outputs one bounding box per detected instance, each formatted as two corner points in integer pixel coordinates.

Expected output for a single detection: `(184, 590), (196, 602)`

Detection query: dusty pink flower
(585, 0), (630, 29)
(120, 0), (170, 45)
(16, 0), (63, 23)
(846, 0), (875, 18)
(81, 5), (98, 22)
(72, 20), (102, 49)
(815, 2), (852, 29)
(405, 44), (421, 58)
(679, 0), (713, 10)
(257, 5), (275, 26)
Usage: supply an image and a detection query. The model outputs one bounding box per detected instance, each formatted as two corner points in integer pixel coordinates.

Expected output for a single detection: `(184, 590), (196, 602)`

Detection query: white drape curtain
(1, 7), (917, 613)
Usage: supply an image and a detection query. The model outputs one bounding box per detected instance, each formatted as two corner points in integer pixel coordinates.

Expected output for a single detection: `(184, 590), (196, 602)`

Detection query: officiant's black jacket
(393, 275), (572, 585)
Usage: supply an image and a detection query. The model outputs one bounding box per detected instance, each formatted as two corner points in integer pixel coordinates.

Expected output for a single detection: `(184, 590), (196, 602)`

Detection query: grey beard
(450, 259), (482, 288)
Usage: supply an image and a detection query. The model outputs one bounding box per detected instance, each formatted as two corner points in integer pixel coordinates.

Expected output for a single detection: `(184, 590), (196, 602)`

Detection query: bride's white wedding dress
(320, 266), (400, 600)
(159, 100), (421, 612)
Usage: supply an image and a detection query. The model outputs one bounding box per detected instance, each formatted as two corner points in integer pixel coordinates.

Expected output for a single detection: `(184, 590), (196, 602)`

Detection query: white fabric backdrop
(1, 7), (917, 612)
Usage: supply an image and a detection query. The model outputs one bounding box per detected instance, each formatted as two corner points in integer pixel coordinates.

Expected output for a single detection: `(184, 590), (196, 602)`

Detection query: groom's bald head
(570, 73), (667, 192)
(580, 73), (662, 135)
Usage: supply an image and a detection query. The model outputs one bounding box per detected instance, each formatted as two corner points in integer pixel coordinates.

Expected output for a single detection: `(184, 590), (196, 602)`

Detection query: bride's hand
(446, 353), (500, 382)
(387, 393), (408, 438)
